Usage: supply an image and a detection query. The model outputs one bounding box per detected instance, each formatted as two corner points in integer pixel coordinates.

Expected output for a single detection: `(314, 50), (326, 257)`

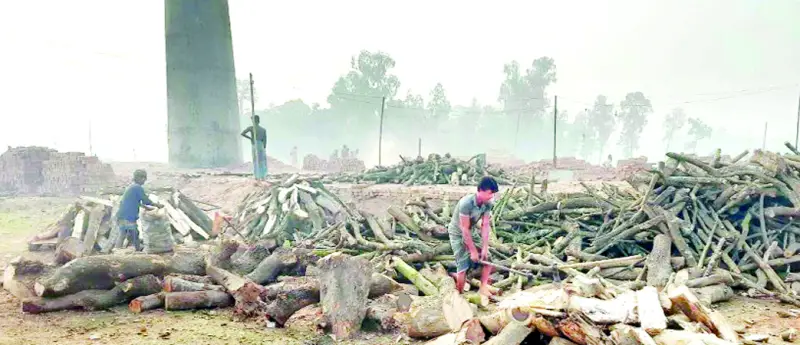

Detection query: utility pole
(795, 92), (800, 148)
(249, 73), (259, 179)
(378, 96), (386, 166)
(418, 138), (422, 158)
(553, 95), (558, 167)
(763, 121), (768, 150)
(88, 118), (93, 156)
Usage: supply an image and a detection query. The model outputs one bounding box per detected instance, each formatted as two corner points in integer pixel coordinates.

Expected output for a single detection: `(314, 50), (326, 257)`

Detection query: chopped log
(174, 191), (213, 236)
(163, 276), (224, 292)
(166, 274), (215, 285)
(653, 330), (738, 345)
(558, 255), (644, 270)
(686, 271), (734, 288)
(35, 254), (180, 297)
(637, 286), (667, 335)
(365, 294), (400, 332)
(208, 237), (240, 269)
(3, 256), (47, 300)
(244, 248), (299, 285)
(23, 274), (161, 314)
(406, 289), (474, 339)
(567, 291), (637, 324)
(369, 273), (403, 298)
(129, 292), (165, 313)
(285, 304), (325, 335)
(231, 242), (271, 275)
(54, 237), (84, 265)
(318, 253), (373, 339)
(81, 205), (105, 255)
(558, 316), (607, 345)
(393, 257), (439, 296)
(167, 251), (206, 276)
(692, 284), (734, 305)
(206, 263), (265, 320)
(164, 290), (234, 310)
(647, 234), (673, 289)
(482, 321), (532, 345)
(425, 318), (485, 345)
(668, 285), (738, 342)
(464, 293), (489, 308)
(610, 325), (658, 345)
(264, 276), (320, 325)
(388, 205), (433, 241)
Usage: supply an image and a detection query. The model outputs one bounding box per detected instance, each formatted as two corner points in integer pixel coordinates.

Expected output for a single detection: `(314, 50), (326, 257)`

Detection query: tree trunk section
(231, 242), (271, 275)
(369, 273), (403, 298)
(35, 255), (171, 297)
(365, 294), (400, 332)
(646, 234), (673, 289)
(668, 285), (738, 342)
(164, 290), (234, 310)
(206, 263), (266, 320)
(406, 289), (473, 339)
(3, 256), (47, 300)
(424, 318), (485, 345)
(285, 304), (325, 335)
(23, 274), (161, 314)
(692, 284), (734, 306)
(264, 276), (320, 326)
(318, 253), (373, 339)
(483, 321), (532, 345)
(129, 292), (165, 313)
(163, 276), (224, 292)
(244, 248), (299, 285)
(54, 237), (84, 265)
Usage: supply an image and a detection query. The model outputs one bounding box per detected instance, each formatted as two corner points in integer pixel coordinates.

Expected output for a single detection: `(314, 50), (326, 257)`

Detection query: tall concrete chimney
(165, 0), (241, 168)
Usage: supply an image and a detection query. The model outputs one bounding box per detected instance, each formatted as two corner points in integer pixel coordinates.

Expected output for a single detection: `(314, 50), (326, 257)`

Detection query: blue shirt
(115, 183), (153, 222)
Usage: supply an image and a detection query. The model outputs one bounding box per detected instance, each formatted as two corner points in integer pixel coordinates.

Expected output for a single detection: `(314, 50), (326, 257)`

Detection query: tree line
(238, 50), (714, 165)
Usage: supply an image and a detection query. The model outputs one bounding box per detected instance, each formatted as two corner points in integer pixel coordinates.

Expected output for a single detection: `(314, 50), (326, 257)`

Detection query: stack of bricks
(0, 146), (115, 196)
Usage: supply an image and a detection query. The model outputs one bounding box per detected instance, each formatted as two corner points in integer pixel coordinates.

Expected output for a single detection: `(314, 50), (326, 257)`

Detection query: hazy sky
(1, 0), (798, 163)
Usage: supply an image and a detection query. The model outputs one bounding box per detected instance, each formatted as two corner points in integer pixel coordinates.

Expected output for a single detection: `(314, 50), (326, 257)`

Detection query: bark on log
(3, 256), (47, 300)
(668, 285), (738, 342)
(129, 292), (165, 313)
(164, 290), (234, 310)
(163, 276), (224, 292)
(54, 237), (84, 265)
(406, 289), (473, 339)
(369, 273), (403, 298)
(686, 271), (734, 288)
(393, 257), (439, 296)
(264, 276), (320, 326)
(166, 274), (215, 285)
(365, 294), (400, 332)
(483, 321), (532, 345)
(244, 248), (299, 285)
(318, 253), (373, 339)
(37, 255), (163, 297)
(558, 316), (608, 345)
(646, 234), (673, 289)
(209, 237), (240, 269)
(231, 242), (271, 275)
(174, 192), (213, 235)
(692, 284), (734, 306)
(23, 274), (161, 314)
(285, 304), (325, 335)
(388, 205), (434, 241)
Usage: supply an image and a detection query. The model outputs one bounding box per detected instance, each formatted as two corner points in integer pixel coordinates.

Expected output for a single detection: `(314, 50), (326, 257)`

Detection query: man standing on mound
(448, 176), (499, 297)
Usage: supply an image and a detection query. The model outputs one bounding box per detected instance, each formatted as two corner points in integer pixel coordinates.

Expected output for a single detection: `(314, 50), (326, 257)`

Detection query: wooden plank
(150, 194), (190, 236)
(82, 206), (105, 255)
(71, 210), (86, 240)
(168, 199), (209, 239)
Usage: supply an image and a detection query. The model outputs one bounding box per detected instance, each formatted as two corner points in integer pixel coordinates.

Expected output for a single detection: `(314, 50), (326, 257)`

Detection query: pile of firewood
(324, 153), (512, 186)
(26, 189), (216, 258)
(11, 146), (800, 343)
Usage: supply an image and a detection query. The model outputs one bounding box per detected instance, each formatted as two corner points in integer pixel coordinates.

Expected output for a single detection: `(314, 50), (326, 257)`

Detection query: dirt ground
(1, 177), (800, 344)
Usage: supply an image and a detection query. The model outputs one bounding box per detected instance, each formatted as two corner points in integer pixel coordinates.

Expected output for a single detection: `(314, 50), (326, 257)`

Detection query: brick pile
(302, 153), (365, 173)
(0, 146), (115, 196)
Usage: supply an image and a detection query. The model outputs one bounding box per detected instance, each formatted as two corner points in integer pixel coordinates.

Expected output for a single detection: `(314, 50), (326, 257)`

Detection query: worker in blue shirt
(115, 169), (162, 251)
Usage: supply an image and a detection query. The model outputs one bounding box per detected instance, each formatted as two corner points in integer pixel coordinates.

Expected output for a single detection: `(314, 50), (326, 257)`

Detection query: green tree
(588, 95), (615, 162)
(663, 108), (687, 152)
(618, 92), (653, 158)
(685, 117), (712, 153)
(498, 57), (557, 159)
(326, 50), (401, 145)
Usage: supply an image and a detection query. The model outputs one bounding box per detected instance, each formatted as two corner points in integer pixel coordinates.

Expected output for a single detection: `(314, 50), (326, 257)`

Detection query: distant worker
(241, 115), (268, 180)
(290, 146), (298, 168)
(115, 169), (162, 251)
(603, 154), (613, 168)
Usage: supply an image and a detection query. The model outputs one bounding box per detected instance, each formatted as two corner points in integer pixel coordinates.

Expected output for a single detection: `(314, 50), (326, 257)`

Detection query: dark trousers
(116, 219), (142, 251)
